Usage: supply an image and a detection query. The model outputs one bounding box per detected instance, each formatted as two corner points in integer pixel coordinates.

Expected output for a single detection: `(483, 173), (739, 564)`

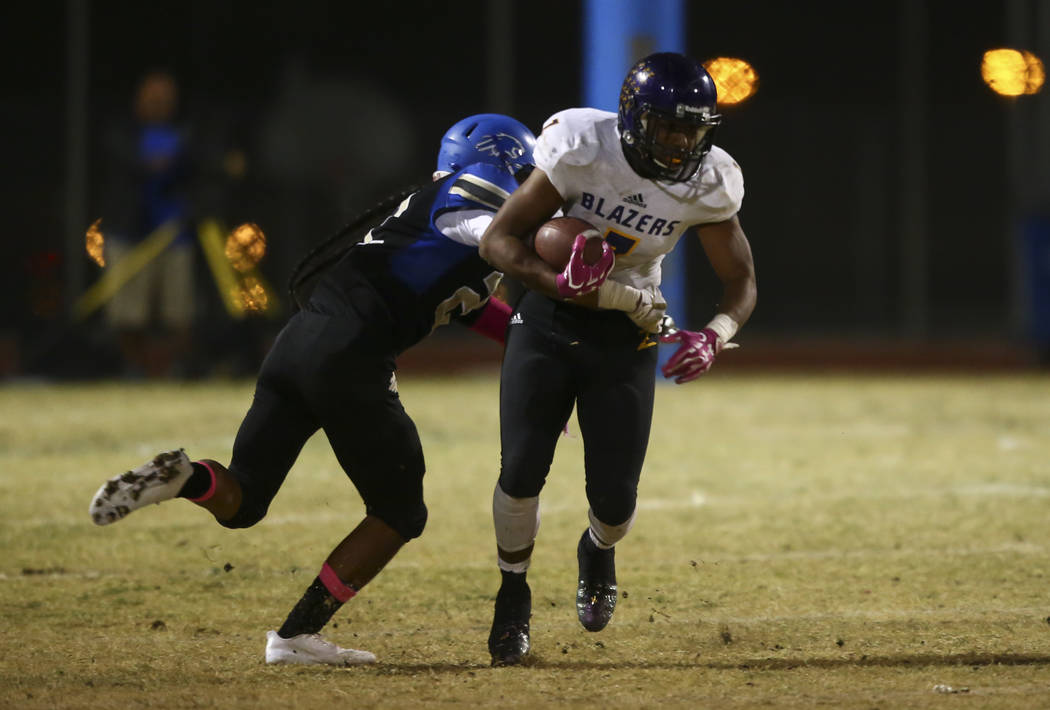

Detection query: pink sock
(319, 562), (358, 603)
(187, 460), (217, 503)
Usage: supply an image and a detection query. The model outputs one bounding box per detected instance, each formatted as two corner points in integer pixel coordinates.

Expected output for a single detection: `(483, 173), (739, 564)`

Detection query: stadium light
(233, 275), (270, 313)
(703, 57), (759, 105)
(85, 218), (105, 267)
(981, 48), (1045, 96)
(225, 222), (267, 272)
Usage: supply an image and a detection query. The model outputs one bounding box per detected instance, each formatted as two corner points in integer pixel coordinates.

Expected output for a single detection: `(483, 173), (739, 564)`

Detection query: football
(532, 216), (605, 270)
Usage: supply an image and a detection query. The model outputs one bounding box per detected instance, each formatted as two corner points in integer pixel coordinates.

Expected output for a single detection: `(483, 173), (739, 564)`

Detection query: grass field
(1, 371), (1049, 708)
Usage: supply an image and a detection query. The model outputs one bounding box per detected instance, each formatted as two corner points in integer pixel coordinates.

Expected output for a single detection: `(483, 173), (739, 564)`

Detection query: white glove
(626, 284), (666, 333)
(597, 280), (666, 333)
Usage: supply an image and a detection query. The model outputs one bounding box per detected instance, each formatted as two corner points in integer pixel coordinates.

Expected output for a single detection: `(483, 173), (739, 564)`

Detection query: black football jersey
(310, 162), (517, 352)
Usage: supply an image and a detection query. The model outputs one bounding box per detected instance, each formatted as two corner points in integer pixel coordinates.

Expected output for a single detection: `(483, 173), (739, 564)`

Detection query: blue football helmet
(618, 52), (722, 183)
(435, 113), (537, 180)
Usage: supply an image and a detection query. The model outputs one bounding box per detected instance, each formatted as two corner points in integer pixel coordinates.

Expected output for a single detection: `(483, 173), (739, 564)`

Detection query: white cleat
(89, 449), (193, 526)
(265, 630), (377, 667)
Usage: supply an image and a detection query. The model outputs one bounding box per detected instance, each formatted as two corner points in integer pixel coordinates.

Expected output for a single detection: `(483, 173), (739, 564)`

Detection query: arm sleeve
(432, 163), (520, 245)
(434, 210), (495, 248)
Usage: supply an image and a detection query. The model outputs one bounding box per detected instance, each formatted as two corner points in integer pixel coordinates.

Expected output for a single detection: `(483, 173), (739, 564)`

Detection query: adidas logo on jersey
(622, 193), (647, 208)
(510, 312), (524, 326)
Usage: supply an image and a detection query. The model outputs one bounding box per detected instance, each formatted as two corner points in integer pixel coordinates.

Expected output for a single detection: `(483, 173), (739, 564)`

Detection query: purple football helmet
(618, 52), (722, 183)
(436, 113), (536, 180)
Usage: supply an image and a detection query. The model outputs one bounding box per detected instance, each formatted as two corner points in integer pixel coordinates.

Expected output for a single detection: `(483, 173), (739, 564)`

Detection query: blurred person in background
(98, 69), (197, 378)
(478, 52), (758, 665)
(88, 114), (545, 667)
(258, 58), (418, 280)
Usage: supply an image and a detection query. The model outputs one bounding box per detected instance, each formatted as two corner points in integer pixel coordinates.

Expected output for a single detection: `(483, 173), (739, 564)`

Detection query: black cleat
(576, 529), (617, 632)
(488, 578), (531, 666)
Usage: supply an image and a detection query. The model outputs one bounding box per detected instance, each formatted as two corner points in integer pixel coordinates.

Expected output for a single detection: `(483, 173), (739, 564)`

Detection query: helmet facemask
(623, 105), (721, 183)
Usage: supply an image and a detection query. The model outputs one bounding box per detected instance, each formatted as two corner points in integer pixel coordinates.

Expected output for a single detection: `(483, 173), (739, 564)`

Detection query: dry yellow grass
(1, 372), (1048, 708)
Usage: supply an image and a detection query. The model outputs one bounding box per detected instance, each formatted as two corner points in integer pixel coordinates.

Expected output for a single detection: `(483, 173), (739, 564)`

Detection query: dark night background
(3, 0), (1048, 377)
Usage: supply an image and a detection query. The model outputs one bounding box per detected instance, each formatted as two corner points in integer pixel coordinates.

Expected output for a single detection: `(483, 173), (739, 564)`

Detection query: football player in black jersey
(478, 53), (758, 665)
(87, 114), (539, 666)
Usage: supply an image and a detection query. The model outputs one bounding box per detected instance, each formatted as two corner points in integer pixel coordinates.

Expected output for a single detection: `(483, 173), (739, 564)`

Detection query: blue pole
(583, 1), (631, 110)
(583, 0), (687, 371)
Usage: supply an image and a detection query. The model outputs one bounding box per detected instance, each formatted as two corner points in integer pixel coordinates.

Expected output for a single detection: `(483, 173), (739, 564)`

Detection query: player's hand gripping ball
(533, 216), (614, 298)
(533, 216), (603, 269)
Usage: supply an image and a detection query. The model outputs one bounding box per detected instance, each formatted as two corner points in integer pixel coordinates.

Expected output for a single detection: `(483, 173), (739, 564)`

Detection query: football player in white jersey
(479, 52), (758, 665)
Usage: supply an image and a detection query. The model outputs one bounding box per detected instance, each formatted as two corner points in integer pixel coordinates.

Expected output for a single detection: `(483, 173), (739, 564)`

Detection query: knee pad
(585, 478), (638, 532)
(217, 466), (273, 529)
(492, 483), (540, 564)
(368, 500), (428, 541)
(217, 504), (267, 530)
(496, 461), (549, 500)
(367, 458), (428, 541)
(588, 506), (636, 549)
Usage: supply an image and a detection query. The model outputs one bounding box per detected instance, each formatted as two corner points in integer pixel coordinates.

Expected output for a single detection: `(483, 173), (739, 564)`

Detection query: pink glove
(659, 327), (721, 384)
(555, 234), (614, 298)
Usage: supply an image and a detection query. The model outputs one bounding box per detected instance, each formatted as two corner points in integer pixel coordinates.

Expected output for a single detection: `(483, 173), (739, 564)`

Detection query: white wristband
(705, 313), (740, 344)
(596, 280), (642, 312)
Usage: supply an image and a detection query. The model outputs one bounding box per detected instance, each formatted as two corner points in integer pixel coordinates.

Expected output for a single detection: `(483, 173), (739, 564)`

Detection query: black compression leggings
(496, 292), (657, 526)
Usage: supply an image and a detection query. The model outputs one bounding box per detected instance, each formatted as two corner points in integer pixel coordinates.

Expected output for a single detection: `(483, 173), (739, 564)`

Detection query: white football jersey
(533, 108), (744, 289)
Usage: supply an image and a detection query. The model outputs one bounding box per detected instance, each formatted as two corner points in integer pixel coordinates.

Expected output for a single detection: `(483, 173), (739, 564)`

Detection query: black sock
(578, 529), (615, 583)
(277, 577), (345, 638)
(177, 463), (213, 499)
(497, 570), (529, 600)
(494, 570), (530, 622)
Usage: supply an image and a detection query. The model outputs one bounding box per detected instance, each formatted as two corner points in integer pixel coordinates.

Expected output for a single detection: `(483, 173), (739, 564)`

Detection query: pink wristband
(470, 297), (512, 343)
